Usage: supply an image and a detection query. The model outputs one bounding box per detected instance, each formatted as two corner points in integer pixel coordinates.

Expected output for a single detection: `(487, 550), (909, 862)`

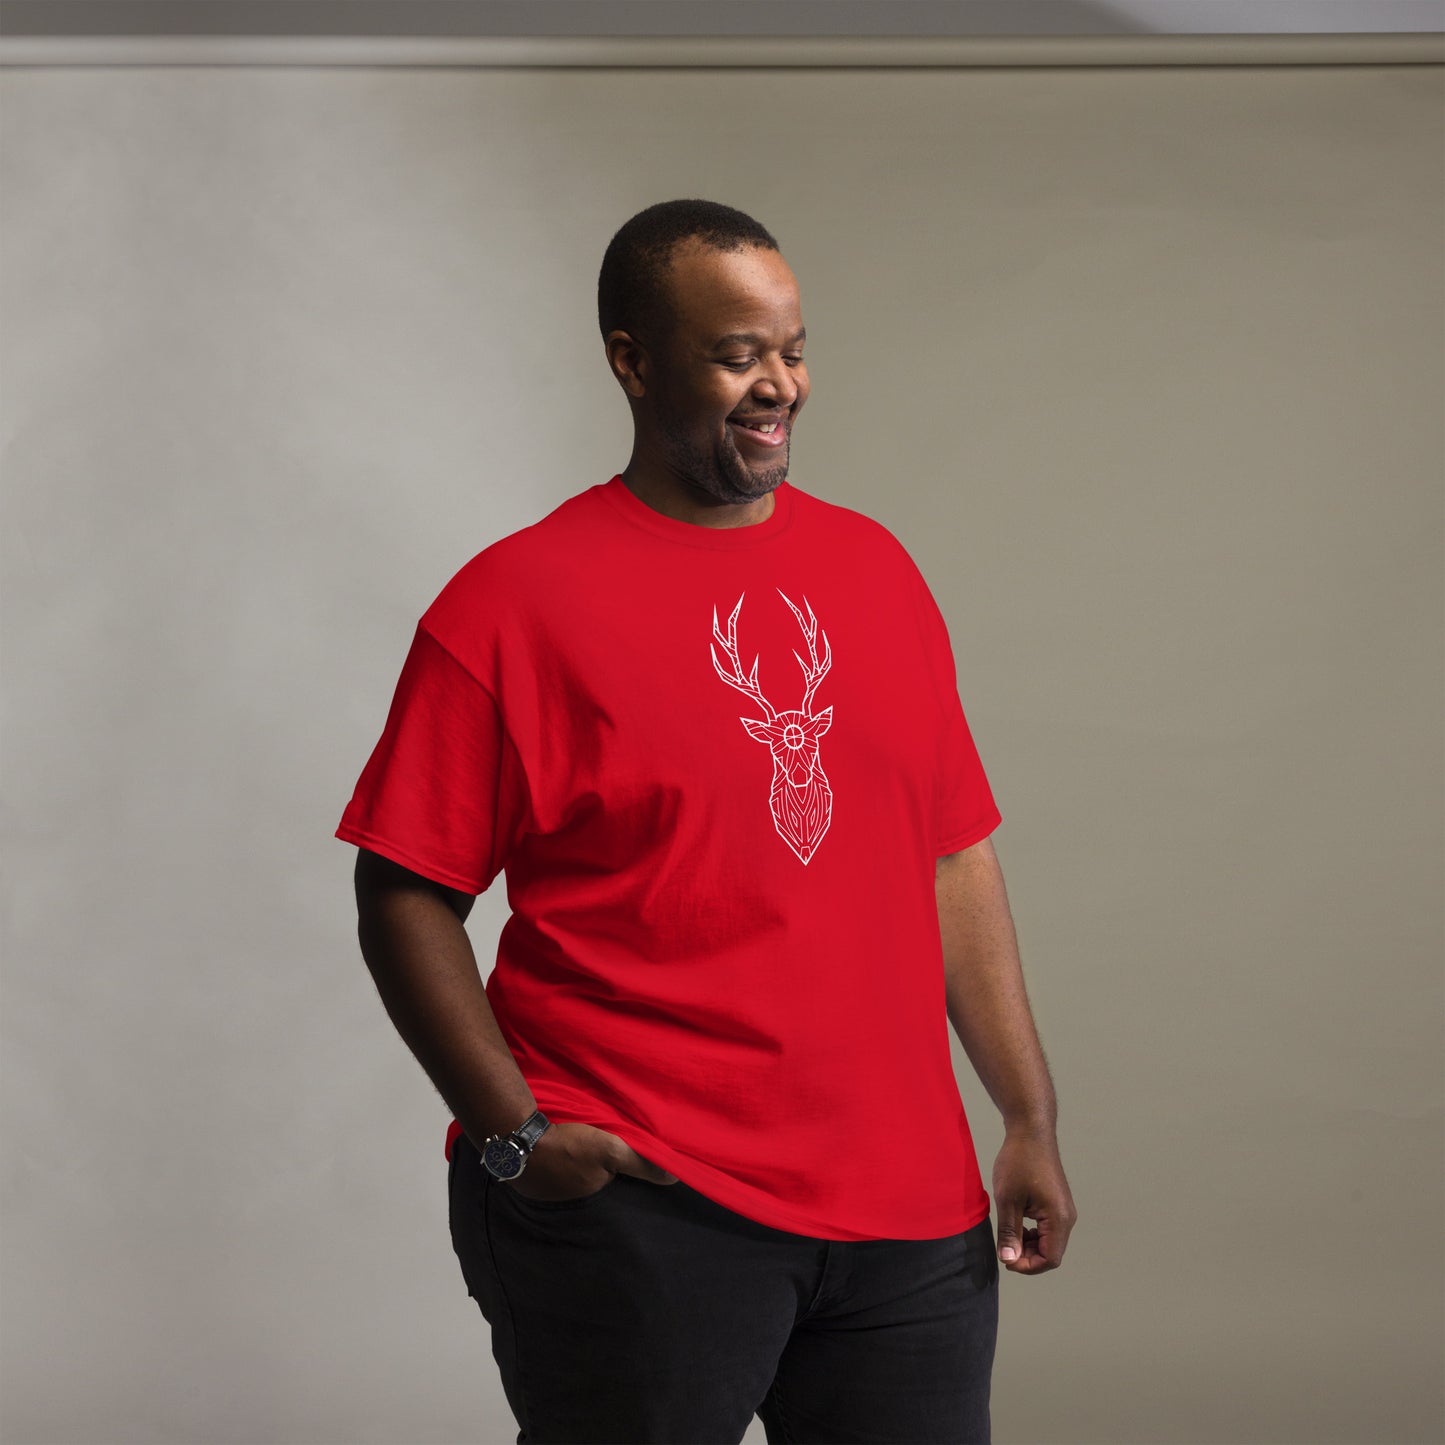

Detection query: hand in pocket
(505, 1121), (679, 1202)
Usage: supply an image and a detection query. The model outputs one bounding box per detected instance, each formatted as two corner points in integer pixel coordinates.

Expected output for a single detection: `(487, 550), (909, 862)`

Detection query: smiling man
(338, 198), (1075, 1444)
(611, 230), (807, 518)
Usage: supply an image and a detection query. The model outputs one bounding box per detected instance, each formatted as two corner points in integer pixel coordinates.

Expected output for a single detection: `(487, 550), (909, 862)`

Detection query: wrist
(1003, 1112), (1057, 1141)
(480, 1108), (551, 1179)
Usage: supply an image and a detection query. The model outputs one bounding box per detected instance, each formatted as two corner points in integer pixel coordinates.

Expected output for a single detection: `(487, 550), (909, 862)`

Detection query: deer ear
(740, 716), (774, 743)
(812, 706), (834, 737)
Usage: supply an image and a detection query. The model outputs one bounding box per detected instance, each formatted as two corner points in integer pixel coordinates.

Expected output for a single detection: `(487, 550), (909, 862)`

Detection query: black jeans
(448, 1131), (998, 1444)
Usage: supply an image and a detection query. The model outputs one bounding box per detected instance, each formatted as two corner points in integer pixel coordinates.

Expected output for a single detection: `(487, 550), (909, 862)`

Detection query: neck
(618, 459), (778, 530)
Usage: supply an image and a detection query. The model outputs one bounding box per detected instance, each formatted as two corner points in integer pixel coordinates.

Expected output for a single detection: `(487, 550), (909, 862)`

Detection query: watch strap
(512, 1109), (551, 1152)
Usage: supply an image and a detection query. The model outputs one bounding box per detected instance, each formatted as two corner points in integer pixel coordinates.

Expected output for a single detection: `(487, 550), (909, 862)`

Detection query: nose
(752, 358), (801, 411)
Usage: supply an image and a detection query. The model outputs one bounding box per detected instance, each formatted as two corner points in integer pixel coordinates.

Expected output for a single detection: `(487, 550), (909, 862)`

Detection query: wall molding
(2, 32), (1442, 68)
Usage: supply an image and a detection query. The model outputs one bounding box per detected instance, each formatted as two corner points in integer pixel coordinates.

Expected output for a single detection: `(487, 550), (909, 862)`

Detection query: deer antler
(777, 590), (832, 715)
(711, 593), (776, 721)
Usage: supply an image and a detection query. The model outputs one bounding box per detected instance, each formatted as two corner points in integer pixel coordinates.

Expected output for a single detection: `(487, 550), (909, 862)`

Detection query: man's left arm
(937, 834), (1077, 1274)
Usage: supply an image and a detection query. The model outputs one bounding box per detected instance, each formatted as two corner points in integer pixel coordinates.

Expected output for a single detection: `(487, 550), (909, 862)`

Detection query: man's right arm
(351, 847), (673, 1196)
(352, 847), (539, 1150)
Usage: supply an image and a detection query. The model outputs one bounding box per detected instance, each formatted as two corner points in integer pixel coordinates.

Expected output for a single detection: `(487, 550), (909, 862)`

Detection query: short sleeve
(335, 623), (532, 894)
(909, 569), (1002, 855)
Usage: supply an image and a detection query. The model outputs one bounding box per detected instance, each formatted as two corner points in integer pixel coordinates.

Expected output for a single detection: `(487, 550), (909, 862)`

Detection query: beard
(654, 413), (789, 506)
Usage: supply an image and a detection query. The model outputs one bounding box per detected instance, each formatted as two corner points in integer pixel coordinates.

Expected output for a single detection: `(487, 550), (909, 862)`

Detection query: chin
(733, 468), (782, 493)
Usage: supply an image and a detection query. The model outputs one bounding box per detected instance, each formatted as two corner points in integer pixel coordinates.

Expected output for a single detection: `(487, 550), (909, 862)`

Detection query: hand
(505, 1121), (680, 1203)
(991, 1126), (1076, 1274)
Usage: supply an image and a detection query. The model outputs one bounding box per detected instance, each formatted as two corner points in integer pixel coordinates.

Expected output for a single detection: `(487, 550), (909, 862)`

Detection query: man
(338, 198), (1075, 1444)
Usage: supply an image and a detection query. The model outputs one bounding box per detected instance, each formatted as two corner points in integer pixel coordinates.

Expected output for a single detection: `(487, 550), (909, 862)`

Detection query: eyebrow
(709, 327), (807, 350)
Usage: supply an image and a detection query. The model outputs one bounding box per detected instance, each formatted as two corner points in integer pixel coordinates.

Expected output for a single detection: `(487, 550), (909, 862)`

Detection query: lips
(729, 416), (789, 449)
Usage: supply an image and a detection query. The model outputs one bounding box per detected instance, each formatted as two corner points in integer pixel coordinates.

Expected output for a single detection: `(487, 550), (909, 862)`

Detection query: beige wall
(2, 43), (1441, 1445)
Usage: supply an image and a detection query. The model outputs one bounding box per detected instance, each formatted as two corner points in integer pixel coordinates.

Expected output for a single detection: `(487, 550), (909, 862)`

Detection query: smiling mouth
(729, 417), (789, 448)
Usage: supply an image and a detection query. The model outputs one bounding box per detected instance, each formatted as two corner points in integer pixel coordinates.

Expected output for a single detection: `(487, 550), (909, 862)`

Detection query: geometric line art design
(710, 588), (834, 864)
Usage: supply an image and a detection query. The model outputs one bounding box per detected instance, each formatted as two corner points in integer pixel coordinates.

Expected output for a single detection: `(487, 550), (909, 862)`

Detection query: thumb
(995, 1204), (1023, 1262)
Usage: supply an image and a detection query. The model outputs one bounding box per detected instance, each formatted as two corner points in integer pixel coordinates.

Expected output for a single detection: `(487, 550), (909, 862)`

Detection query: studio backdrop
(2, 30), (1442, 1445)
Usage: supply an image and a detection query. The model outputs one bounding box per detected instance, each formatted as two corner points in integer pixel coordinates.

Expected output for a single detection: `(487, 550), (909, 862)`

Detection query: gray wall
(2, 30), (1442, 1445)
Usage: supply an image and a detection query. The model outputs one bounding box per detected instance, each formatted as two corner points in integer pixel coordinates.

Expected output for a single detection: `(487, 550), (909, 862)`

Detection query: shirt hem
(936, 806), (1002, 856)
(334, 822), (486, 895)
(447, 1111), (991, 1243)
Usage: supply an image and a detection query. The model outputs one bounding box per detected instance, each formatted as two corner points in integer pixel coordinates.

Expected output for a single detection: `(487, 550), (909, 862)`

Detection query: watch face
(482, 1138), (524, 1179)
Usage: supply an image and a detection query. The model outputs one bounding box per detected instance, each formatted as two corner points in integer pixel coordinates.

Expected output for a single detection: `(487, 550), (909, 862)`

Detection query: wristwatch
(480, 1109), (552, 1180)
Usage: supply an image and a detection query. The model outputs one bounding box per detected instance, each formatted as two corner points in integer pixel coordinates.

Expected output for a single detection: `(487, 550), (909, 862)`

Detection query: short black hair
(597, 199), (780, 358)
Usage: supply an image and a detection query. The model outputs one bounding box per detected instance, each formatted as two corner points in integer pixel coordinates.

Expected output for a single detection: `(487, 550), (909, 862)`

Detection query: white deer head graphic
(710, 589), (834, 864)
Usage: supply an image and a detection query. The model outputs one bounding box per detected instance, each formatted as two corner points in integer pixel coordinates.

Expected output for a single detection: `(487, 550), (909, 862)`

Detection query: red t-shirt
(336, 474), (1001, 1241)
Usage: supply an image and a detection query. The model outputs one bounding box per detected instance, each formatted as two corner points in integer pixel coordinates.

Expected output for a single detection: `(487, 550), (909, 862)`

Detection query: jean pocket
(954, 1214), (1000, 1291)
(500, 1170), (626, 1211)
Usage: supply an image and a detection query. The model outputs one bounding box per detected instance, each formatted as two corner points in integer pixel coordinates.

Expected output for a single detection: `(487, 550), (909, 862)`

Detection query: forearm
(937, 839), (1057, 1135)
(356, 876), (536, 1148)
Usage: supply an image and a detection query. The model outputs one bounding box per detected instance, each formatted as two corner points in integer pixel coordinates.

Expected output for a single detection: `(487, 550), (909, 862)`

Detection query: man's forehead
(708, 326), (808, 349)
(667, 244), (802, 336)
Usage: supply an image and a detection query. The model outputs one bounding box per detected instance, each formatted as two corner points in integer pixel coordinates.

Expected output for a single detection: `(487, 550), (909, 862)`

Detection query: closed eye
(723, 357), (805, 370)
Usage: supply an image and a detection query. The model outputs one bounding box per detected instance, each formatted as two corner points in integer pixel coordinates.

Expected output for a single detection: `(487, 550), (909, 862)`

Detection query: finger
(1034, 1214), (1071, 1267)
(595, 1129), (676, 1185)
(626, 1147), (679, 1185)
(995, 1201), (1025, 1264)
(1006, 1225), (1059, 1274)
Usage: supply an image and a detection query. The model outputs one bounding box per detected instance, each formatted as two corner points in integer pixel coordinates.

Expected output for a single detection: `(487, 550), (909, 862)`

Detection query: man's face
(615, 240), (810, 506)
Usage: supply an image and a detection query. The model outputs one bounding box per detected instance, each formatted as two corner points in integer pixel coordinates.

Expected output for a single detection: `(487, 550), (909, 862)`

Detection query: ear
(605, 329), (648, 399)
